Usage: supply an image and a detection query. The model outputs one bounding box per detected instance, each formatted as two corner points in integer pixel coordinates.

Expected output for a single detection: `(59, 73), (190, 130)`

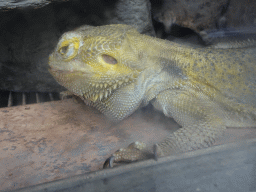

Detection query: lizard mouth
(49, 67), (82, 75)
(82, 75), (134, 102)
(49, 66), (136, 103)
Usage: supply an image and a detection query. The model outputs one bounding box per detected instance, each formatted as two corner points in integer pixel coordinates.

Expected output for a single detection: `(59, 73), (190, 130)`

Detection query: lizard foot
(103, 141), (152, 168)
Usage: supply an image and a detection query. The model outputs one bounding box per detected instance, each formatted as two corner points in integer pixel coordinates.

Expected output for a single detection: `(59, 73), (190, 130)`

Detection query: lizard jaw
(82, 75), (134, 102)
(49, 66), (137, 103)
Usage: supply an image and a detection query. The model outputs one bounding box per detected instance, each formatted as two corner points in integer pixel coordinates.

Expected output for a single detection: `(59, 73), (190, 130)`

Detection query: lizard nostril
(102, 54), (117, 64)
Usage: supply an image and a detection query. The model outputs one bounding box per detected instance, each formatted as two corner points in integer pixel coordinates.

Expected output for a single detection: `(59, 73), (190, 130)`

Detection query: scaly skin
(49, 24), (256, 167)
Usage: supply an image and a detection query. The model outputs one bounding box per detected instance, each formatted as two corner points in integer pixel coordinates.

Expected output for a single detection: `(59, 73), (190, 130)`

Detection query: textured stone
(224, 0), (256, 28)
(0, 0), (59, 9)
(153, 0), (229, 33)
(106, 0), (155, 36)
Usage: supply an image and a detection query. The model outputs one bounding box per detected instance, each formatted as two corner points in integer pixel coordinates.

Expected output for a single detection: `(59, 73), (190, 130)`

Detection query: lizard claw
(153, 144), (159, 161)
(103, 156), (115, 169)
(103, 141), (149, 168)
(153, 144), (164, 161)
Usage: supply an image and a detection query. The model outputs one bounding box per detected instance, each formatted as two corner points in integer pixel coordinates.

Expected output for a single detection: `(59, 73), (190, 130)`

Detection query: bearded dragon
(48, 24), (256, 168)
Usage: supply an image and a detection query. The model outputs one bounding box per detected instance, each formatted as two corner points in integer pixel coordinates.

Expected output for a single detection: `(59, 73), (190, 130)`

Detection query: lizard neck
(93, 67), (161, 121)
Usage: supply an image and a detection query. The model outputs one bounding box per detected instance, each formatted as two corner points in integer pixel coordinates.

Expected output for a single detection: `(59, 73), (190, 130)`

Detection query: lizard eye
(59, 44), (75, 58)
(102, 54), (117, 64)
(59, 45), (69, 55)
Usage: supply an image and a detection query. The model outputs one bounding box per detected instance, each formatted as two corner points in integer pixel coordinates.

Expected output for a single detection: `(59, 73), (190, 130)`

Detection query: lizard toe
(103, 156), (115, 169)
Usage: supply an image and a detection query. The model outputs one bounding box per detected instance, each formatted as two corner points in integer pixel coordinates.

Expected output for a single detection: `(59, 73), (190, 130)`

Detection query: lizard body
(49, 24), (256, 166)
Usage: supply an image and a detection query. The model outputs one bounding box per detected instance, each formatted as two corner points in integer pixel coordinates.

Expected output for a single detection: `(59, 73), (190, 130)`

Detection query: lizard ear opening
(102, 54), (117, 64)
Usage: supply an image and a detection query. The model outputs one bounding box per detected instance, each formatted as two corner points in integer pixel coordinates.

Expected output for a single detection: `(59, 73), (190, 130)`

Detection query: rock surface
(0, 0), (50, 9)
(153, 0), (229, 33)
(224, 0), (256, 28)
(153, 0), (256, 35)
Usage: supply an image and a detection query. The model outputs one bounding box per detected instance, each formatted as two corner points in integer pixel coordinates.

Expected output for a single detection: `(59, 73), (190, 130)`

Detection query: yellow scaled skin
(49, 24), (256, 166)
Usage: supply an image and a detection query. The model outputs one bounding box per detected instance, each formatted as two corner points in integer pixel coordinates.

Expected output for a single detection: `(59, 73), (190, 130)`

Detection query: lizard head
(49, 24), (143, 103)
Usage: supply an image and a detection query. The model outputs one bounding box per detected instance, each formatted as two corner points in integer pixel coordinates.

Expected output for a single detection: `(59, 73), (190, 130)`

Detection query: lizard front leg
(104, 89), (226, 168)
(152, 89), (226, 157)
